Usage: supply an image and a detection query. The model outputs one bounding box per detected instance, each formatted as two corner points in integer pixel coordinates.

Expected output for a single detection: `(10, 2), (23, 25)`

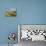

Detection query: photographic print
(5, 8), (16, 16)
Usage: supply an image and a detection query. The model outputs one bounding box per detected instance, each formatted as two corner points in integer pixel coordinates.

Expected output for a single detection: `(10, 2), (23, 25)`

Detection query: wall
(0, 0), (46, 44)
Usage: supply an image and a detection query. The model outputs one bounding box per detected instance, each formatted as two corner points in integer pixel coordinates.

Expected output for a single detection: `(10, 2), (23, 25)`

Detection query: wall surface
(0, 0), (46, 44)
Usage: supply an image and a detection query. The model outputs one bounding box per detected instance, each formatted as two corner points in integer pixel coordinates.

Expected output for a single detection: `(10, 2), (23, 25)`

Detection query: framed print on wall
(5, 8), (16, 16)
